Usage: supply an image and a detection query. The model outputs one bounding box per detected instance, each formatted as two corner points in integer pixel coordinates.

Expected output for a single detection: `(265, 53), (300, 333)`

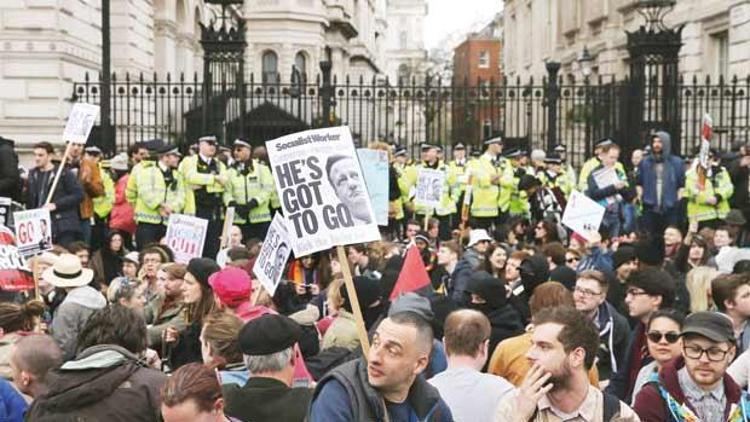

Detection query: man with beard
(465, 271), (524, 368)
(326, 155), (373, 225)
(636, 131), (685, 237)
(310, 311), (453, 421)
(634, 312), (745, 421)
(496, 306), (639, 421)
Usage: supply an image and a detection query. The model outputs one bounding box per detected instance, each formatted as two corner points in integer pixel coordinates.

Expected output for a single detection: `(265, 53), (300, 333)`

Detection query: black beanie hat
(612, 245), (637, 270)
(520, 255), (550, 294)
(340, 276), (381, 313)
(549, 266), (577, 291)
(186, 257), (221, 286)
(466, 271), (507, 308)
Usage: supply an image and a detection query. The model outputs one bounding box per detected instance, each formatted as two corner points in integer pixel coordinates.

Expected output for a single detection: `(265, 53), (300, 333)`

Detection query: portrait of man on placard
(270, 241), (289, 284)
(325, 154), (372, 225)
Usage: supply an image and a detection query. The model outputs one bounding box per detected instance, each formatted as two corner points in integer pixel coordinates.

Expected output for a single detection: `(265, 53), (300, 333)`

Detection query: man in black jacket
(729, 146), (750, 246)
(25, 142), (83, 247)
(0, 136), (21, 202)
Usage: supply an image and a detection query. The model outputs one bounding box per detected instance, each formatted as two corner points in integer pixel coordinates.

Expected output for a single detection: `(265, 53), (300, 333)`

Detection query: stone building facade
(503, 0), (750, 80)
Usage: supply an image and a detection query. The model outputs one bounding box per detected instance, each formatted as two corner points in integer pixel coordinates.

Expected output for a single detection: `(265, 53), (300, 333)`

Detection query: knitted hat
(186, 258), (221, 286)
(612, 245), (637, 269)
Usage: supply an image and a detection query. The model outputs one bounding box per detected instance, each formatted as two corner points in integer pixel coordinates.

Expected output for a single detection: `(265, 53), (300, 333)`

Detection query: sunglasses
(566, 257), (579, 263)
(647, 331), (680, 344)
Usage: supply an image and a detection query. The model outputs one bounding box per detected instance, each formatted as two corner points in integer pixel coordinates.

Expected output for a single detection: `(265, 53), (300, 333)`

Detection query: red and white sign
(0, 226), (35, 291)
(13, 208), (52, 257)
(164, 214), (208, 264)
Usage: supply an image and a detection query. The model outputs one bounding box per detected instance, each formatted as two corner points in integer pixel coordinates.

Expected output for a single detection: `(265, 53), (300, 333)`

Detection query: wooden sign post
(336, 245), (371, 357)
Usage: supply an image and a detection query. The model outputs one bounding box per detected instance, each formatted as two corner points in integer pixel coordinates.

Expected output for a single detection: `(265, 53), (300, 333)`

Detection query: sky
(424, 0), (502, 51)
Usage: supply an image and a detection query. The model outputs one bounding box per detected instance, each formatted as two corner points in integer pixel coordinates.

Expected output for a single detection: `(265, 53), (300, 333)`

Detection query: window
(478, 51), (490, 68)
(294, 52), (307, 78)
(712, 31), (729, 78)
(262, 51), (278, 83)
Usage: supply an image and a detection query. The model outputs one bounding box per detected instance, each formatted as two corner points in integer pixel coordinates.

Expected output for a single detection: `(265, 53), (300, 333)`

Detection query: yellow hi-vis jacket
(180, 155), (228, 215)
(93, 165), (115, 219)
(403, 161), (457, 216)
(685, 166), (734, 222)
(126, 160), (186, 225)
(223, 161), (274, 224)
(467, 154), (499, 218)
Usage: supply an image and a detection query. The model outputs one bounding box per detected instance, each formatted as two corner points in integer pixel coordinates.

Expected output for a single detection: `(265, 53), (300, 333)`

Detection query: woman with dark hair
(532, 219), (560, 247)
(0, 300), (44, 379)
(673, 233), (714, 274)
(200, 311), (247, 386)
(90, 231), (126, 289)
(164, 258), (220, 370)
(482, 243), (509, 280)
(631, 309), (685, 401)
(161, 363), (240, 422)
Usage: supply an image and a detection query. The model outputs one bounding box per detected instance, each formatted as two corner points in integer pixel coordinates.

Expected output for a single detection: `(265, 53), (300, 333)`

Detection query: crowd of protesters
(3, 129), (750, 421)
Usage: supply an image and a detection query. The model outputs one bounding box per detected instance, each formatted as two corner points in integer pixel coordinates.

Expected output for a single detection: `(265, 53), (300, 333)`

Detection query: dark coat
(595, 301), (630, 381)
(223, 377), (313, 422)
(0, 137), (20, 201)
(633, 357), (743, 421)
(26, 345), (167, 422)
(730, 156), (750, 208)
(167, 319), (202, 370)
(484, 304), (525, 367)
(637, 131), (685, 212)
(26, 165), (83, 237)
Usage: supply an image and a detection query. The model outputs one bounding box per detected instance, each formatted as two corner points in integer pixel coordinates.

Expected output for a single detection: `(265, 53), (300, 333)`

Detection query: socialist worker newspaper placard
(252, 213), (291, 296)
(266, 126), (381, 256)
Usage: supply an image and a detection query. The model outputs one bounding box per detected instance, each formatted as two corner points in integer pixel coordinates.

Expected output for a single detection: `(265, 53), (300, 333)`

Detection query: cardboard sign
(0, 226), (34, 291)
(561, 191), (605, 240)
(164, 214), (209, 264)
(356, 148), (389, 226)
(252, 213), (292, 296)
(266, 126), (380, 257)
(13, 208), (52, 257)
(415, 168), (445, 208)
(0, 197), (11, 229)
(63, 103), (100, 144)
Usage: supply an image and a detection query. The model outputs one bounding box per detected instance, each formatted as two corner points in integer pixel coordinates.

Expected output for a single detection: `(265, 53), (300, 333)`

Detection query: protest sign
(164, 214), (208, 264)
(592, 167), (619, 189)
(0, 226), (34, 292)
(13, 209), (52, 257)
(265, 126), (380, 257)
(415, 168), (445, 209)
(252, 213), (291, 296)
(561, 191), (606, 240)
(0, 197), (11, 229)
(63, 103), (99, 144)
(356, 148), (389, 226)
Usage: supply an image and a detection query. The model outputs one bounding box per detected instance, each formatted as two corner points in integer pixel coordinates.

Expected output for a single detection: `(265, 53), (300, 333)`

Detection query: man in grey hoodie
(44, 254), (107, 361)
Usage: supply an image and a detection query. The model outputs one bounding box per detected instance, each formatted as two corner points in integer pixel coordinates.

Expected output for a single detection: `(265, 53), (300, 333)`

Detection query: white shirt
(429, 366), (514, 422)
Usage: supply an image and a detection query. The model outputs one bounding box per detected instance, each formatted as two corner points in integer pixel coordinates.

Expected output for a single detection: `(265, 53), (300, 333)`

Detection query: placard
(0, 226), (34, 292)
(356, 148), (389, 226)
(63, 103), (99, 144)
(415, 168), (445, 208)
(252, 213), (291, 296)
(561, 191), (605, 240)
(0, 197), (11, 229)
(163, 214), (209, 264)
(13, 208), (52, 257)
(592, 166), (619, 189)
(265, 126), (380, 257)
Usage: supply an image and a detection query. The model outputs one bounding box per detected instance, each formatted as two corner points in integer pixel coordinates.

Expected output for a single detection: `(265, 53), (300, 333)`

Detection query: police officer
(467, 137), (502, 230)
(126, 142), (186, 248)
(448, 143), (469, 212)
(183, 135), (228, 257)
(578, 138), (626, 192)
(225, 138), (274, 241)
(504, 148), (530, 219)
(404, 143), (456, 240)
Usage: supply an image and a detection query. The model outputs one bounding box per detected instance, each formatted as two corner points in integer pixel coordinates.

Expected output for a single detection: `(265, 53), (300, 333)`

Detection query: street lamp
(578, 46), (593, 78)
(635, 0), (677, 31)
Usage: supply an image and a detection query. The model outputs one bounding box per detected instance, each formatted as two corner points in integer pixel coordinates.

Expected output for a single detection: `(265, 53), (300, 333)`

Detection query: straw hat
(42, 254), (93, 288)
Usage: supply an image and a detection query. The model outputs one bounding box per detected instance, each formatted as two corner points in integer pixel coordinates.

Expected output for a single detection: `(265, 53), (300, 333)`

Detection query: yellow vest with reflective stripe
(93, 166), (115, 219)
(223, 162), (274, 224)
(126, 161), (186, 225)
(468, 154), (499, 218)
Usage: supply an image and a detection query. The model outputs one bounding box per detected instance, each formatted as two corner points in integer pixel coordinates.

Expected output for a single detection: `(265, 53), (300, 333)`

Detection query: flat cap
(681, 311), (735, 343)
(239, 314), (303, 355)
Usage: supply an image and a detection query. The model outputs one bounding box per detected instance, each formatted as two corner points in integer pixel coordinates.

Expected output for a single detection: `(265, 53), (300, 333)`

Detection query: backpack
(529, 391), (620, 421)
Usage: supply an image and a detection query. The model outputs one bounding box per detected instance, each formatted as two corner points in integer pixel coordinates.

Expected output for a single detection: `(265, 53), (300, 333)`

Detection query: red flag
(390, 245), (431, 300)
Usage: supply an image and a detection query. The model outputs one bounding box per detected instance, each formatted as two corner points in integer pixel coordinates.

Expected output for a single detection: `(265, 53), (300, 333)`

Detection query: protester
(161, 362), (241, 422)
(147, 263), (186, 350)
(216, 225), (243, 268)
(45, 254), (107, 361)
(711, 273), (750, 354)
(109, 152), (136, 248)
(223, 314), (313, 422)
(122, 251), (140, 278)
(200, 311), (246, 386)
(8, 334), (62, 399)
(636, 131), (685, 236)
(685, 266), (719, 312)
(633, 311), (743, 421)
(573, 270), (630, 382)
(0, 300), (44, 379)
(89, 230), (126, 288)
(496, 306), (639, 421)
(106, 276), (146, 311)
(26, 142), (84, 247)
(164, 257), (220, 369)
(322, 276), (382, 350)
(66, 140), (105, 244)
(428, 309), (514, 421)
(311, 311), (453, 421)
(27, 306), (167, 420)
(630, 308), (685, 402)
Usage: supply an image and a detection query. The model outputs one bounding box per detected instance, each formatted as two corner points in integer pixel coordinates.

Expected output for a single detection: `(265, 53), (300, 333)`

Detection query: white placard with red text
(164, 214), (208, 264)
(13, 208), (52, 257)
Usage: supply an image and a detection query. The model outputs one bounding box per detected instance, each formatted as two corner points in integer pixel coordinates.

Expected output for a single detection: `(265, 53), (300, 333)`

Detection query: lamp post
(101, 0), (112, 154)
(545, 61), (561, 152)
(578, 46), (593, 79)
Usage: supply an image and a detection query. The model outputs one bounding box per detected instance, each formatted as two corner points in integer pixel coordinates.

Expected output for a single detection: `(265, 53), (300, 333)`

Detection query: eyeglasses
(683, 344), (731, 362)
(626, 288), (649, 297)
(647, 331), (681, 344)
(574, 286), (602, 297)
